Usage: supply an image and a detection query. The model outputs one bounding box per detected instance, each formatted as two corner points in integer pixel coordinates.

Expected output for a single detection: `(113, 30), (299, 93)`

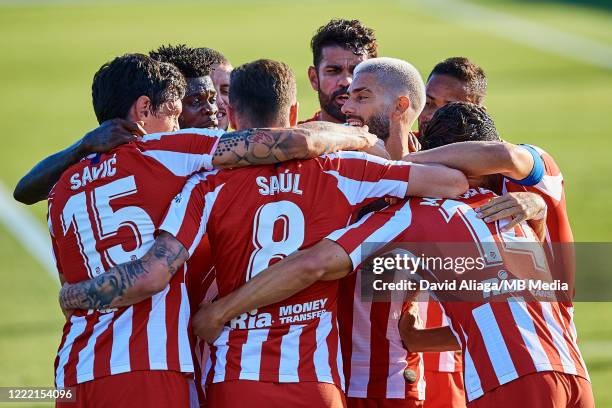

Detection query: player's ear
(227, 104), (238, 130)
(289, 102), (299, 126)
(308, 66), (319, 91)
(131, 95), (153, 122)
(391, 96), (411, 120)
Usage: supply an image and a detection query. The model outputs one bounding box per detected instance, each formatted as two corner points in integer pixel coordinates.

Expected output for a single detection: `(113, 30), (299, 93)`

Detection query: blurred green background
(0, 0), (611, 406)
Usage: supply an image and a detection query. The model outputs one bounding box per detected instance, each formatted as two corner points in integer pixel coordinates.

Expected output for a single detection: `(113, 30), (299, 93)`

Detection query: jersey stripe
(178, 283), (192, 372)
(239, 329), (269, 380)
(76, 313), (114, 383)
(55, 316), (87, 388)
(109, 307), (132, 375)
(508, 301), (553, 372)
(147, 286), (169, 370)
(278, 325), (303, 382)
(313, 312), (334, 383)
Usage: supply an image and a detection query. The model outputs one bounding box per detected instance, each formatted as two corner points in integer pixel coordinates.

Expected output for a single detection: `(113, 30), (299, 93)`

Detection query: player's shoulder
(137, 127), (224, 151)
(518, 144), (562, 182)
(141, 127), (225, 142)
(317, 150), (396, 168)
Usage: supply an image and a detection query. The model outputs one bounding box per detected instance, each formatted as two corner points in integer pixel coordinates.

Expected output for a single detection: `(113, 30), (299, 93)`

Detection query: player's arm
(404, 163), (469, 198)
(193, 239), (353, 343)
(13, 119), (144, 204)
(211, 122), (377, 168)
(404, 141), (544, 183)
(398, 303), (460, 352)
(59, 232), (188, 310)
(385, 131), (421, 160)
(59, 173), (210, 310)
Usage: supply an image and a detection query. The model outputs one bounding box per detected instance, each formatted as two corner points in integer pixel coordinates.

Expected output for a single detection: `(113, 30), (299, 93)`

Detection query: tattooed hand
(59, 232), (188, 311)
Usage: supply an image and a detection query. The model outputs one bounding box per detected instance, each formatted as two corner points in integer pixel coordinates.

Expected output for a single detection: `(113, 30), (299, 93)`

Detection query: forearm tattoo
(214, 129), (299, 166)
(60, 234), (187, 310)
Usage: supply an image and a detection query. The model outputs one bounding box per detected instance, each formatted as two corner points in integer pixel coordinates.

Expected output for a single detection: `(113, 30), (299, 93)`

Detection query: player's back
(47, 128), (221, 388)
(328, 188), (588, 402)
(390, 190), (588, 401)
(162, 150), (412, 388)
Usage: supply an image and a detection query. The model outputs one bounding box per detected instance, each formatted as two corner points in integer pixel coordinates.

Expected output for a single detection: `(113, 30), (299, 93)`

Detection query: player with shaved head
(343, 57), (425, 143)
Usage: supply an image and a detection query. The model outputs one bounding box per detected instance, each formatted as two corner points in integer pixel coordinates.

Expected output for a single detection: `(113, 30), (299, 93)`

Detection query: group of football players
(14, 18), (593, 408)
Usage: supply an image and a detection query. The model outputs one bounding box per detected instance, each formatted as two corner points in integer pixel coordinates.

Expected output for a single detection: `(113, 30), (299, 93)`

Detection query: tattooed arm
(59, 232), (187, 311)
(211, 122), (377, 168)
(14, 119), (145, 205)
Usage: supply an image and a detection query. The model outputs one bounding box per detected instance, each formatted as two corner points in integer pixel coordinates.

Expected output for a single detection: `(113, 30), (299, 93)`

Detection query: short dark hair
(196, 47), (229, 66)
(311, 19), (377, 67)
(149, 44), (213, 78)
(229, 59), (296, 126)
(92, 53), (186, 124)
(429, 57), (487, 104)
(421, 102), (500, 150)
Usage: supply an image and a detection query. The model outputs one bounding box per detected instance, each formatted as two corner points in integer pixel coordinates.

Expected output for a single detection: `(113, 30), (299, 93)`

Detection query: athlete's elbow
(13, 179), (37, 205)
(442, 169), (469, 197)
(136, 270), (170, 298)
(296, 255), (328, 283)
(495, 142), (525, 175)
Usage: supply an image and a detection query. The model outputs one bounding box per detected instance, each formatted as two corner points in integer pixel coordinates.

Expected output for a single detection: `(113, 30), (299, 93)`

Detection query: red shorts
(422, 371), (466, 408)
(467, 371), (594, 408)
(347, 396), (423, 408)
(56, 370), (190, 408)
(207, 380), (346, 408)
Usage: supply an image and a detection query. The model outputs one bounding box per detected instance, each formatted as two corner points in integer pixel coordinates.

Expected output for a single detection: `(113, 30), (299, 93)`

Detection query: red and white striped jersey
(185, 234), (218, 404)
(160, 151), (414, 390)
(420, 145), (571, 376)
(47, 128), (223, 388)
(416, 295), (462, 374)
(338, 272), (425, 399)
(502, 145), (571, 244)
(326, 189), (589, 402)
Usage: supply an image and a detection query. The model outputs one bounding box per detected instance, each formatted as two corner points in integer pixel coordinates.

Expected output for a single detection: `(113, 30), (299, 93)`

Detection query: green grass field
(0, 0), (611, 406)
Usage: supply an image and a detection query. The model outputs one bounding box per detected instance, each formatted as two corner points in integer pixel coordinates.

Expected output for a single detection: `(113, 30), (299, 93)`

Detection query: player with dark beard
(301, 19), (378, 124)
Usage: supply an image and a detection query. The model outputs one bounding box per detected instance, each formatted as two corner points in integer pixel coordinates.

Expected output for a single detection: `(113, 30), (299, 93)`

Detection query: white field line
(0, 182), (58, 282)
(405, 0), (612, 70)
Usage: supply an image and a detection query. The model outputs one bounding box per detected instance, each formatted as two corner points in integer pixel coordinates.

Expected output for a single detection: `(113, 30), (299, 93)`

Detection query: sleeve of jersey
(139, 128), (224, 177)
(47, 200), (63, 276)
(158, 174), (213, 258)
(505, 144), (545, 186)
(322, 151), (411, 208)
(325, 200), (415, 269)
(507, 145), (565, 205)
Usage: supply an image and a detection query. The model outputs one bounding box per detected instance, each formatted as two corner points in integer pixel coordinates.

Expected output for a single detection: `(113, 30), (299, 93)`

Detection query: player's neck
(319, 109), (344, 124)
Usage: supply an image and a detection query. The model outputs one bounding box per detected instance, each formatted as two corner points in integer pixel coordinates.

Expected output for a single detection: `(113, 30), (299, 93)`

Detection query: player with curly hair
(302, 19), (378, 124)
(149, 44), (219, 129)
